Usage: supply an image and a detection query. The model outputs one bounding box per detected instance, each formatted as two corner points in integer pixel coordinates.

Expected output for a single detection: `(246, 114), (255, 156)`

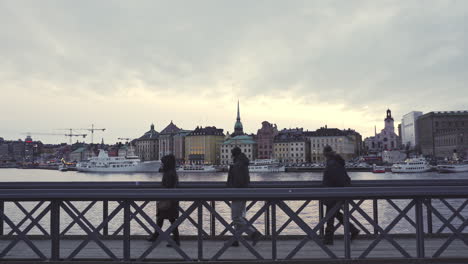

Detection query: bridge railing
(0, 180), (467, 262)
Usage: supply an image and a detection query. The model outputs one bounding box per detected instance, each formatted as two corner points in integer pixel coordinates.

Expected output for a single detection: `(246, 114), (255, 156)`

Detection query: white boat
(249, 159), (285, 173)
(437, 162), (468, 173)
(77, 149), (161, 173)
(177, 164), (220, 173)
(391, 158), (431, 173)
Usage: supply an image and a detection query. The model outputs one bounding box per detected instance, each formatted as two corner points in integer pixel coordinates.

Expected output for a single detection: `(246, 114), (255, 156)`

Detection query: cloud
(1, 0), (468, 142)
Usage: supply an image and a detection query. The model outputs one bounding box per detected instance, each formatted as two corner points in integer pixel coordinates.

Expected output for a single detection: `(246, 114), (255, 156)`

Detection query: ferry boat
(249, 159), (286, 173)
(437, 161), (468, 173)
(391, 158), (431, 173)
(77, 150), (161, 173)
(176, 165), (221, 173)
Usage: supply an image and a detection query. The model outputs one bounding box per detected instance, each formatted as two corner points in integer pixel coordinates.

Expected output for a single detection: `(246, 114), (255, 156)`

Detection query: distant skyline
(1, 1), (467, 144)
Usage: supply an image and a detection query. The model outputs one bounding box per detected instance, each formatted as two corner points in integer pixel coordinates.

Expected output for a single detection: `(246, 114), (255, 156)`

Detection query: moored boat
(372, 164), (386, 173)
(437, 162), (468, 173)
(77, 149), (161, 173)
(176, 165), (221, 173)
(249, 159), (285, 172)
(391, 158), (431, 173)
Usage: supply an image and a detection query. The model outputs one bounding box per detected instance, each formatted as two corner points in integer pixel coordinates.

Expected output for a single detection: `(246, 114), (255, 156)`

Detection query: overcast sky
(1, 0), (467, 144)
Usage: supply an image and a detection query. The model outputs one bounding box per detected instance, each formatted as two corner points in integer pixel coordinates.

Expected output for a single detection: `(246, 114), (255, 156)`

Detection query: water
(0, 169), (467, 236)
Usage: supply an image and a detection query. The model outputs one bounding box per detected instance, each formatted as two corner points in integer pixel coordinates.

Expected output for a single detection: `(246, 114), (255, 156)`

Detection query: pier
(0, 180), (468, 263)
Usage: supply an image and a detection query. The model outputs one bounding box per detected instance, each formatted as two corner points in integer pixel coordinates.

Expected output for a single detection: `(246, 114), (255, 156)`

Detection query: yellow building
(184, 126), (225, 165)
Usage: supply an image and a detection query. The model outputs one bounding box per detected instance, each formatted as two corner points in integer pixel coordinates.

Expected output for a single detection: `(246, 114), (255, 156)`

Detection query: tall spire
(233, 100), (244, 136)
(237, 99), (240, 121)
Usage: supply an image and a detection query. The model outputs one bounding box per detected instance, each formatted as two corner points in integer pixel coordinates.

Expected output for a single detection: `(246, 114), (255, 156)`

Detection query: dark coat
(322, 154), (351, 206)
(157, 169), (179, 219)
(227, 153), (250, 188)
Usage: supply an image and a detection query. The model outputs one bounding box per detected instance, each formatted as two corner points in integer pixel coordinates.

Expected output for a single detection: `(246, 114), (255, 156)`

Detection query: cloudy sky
(1, 0), (467, 144)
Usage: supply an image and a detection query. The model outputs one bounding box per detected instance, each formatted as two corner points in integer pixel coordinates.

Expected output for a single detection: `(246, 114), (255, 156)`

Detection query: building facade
(256, 121), (278, 160)
(364, 109), (400, 153)
(401, 111), (423, 149)
(184, 126), (225, 165)
(307, 127), (362, 162)
(220, 135), (257, 165)
(273, 128), (310, 164)
(173, 130), (192, 164)
(416, 111), (468, 159)
(135, 124), (160, 161)
(158, 121), (181, 158)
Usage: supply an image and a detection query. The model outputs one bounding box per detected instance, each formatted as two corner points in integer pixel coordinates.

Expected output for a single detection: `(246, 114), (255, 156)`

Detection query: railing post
(103, 200), (108, 237)
(51, 200), (60, 261)
(123, 200), (130, 261)
(210, 200), (216, 238)
(416, 198), (425, 259)
(198, 200), (203, 260)
(373, 199), (379, 235)
(426, 198), (433, 234)
(319, 200), (324, 237)
(0, 201), (4, 236)
(271, 201), (277, 260)
(343, 200), (351, 259)
(264, 201), (270, 236)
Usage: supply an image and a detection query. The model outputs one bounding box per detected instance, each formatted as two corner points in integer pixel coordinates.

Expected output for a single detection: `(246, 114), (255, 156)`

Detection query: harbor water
(0, 169), (467, 236)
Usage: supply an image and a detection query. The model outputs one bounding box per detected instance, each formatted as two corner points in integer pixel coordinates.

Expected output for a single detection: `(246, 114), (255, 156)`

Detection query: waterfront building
(364, 109), (400, 153)
(173, 129), (192, 164)
(220, 135), (257, 165)
(69, 146), (95, 162)
(184, 126), (225, 165)
(382, 150), (406, 164)
(135, 124), (159, 161)
(401, 111), (423, 149)
(416, 111), (468, 159)
(273, 128), (310, 164)
(158, 121), (182, 158)
(306, 126), (362, 162)
(256, 121), (278, 160)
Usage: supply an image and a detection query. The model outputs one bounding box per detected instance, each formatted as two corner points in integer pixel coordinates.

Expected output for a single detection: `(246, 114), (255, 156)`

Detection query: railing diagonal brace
(61, 201), (97, 236)
(278, 200), (339, 260)
(0, 203), (50, 260)
(62, 201), (123, 261)
(437, 199), (468, 233)
(135, 200), (197, 261)
(353, 200), (414, 259)
(209, 201), (269, 261)
(7, 201), (48, 236)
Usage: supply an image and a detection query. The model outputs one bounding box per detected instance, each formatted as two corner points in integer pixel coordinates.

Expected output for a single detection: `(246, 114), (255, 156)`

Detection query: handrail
(1, 179), (468, 189)
(0, 186), (467, 200)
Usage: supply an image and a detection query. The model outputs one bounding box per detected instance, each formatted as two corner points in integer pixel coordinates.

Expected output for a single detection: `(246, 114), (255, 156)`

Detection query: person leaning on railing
(227, 147), (261, 247)
(322, 145), (360, 245)
(147, 154), (180, 246)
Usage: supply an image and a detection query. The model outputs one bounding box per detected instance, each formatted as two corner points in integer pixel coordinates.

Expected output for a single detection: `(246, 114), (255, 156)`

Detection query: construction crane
(22, 131), (87, 144)
(77, 124), (106, 144)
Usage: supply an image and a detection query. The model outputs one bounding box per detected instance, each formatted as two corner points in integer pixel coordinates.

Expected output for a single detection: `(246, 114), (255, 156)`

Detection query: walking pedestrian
(147, 154), (180, 247)
(227, 147), (261, 247)
(322, 145), (360, 245)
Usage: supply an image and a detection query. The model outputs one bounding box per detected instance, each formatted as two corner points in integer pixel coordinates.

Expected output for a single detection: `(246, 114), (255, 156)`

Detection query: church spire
(233, 100), (244, 136)
(237, 100), (240, 121)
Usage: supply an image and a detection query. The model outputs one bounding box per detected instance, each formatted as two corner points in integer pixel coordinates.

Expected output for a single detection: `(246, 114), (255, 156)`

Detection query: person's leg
(335, 209), (360, 236)
(169, 218), (180, 245)
(324, 202), (337, 244)
(147, 217), (164, 241)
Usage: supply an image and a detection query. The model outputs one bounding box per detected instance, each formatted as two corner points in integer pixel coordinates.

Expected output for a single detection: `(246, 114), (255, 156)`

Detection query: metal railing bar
(206, 200), (267, 261)
(8, 201), (48, 236)
(437, 199), (468, 234)
(353, 200), (414, 259)
(278, 200), (341, 260)
(0, 203), (50, 260)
